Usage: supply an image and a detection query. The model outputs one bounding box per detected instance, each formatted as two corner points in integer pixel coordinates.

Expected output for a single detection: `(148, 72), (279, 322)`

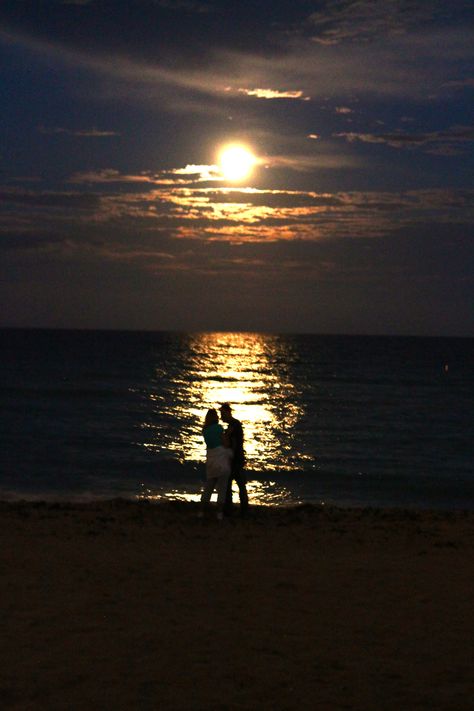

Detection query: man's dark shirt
(223, 415), (248, 515)
(227, 416), (245, 470)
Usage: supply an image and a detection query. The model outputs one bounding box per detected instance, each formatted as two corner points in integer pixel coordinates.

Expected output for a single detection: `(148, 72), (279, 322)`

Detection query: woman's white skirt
(206, 446), (233, 480)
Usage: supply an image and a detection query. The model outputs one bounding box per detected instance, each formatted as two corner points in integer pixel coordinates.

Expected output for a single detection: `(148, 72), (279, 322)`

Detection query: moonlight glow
(219, 144), (256, 182)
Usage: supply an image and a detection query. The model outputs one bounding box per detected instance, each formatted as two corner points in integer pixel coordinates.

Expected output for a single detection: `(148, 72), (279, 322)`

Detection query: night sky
(1, 0), (473, 335)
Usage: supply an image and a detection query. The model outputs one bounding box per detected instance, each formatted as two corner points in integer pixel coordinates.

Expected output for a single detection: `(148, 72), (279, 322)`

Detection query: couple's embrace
(200, 403), (248, 520)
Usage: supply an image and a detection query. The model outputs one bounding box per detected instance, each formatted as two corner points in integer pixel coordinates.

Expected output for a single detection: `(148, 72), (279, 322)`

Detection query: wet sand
(1, 500), (473, 710)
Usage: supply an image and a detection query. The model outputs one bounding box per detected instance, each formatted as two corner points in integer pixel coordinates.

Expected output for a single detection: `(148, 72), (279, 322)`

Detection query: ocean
(1, 329), (473, 510)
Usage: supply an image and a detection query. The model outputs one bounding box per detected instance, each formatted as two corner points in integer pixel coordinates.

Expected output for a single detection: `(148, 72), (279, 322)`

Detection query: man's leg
(223, 476), (234, 516)
(235, 469), (249, 516)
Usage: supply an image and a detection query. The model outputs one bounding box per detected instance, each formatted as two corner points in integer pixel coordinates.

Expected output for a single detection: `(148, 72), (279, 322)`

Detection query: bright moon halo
(218, 144), (256, 182)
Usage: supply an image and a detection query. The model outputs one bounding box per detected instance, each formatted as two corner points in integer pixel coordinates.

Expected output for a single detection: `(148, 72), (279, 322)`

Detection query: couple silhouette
(200, 403), (248, 520)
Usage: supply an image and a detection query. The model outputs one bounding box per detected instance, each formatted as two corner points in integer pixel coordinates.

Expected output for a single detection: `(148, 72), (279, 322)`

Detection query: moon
(218, 144), (256, 182)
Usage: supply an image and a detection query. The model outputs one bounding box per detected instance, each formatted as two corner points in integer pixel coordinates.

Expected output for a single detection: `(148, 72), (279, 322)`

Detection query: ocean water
(1, 329), (473, 509)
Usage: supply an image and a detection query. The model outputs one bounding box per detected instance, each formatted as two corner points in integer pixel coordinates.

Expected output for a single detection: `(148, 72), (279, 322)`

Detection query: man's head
(219, 402), (232, 423)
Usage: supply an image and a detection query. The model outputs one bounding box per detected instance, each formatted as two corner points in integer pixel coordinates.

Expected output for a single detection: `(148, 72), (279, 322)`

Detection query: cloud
(213, 26), (473, 105)
(233, 87), (310, 101)
(165, 188), (345, 209)
(69, 165), (225, 186)
(170, 164), (221, 181)
(3, 177), (472, 253)
(306, 0), (467, 45)
(2, 3), (472, 110)
(69, 169), (162, 184)
(442, 77), (474, 90)
(0, 230), (67, 251)
(153, 0), (212, 12)
(335, 125), (474, 153)
(0, 1), (306, 70)
(38, 126), (120, 137)
(0, 188), (101, 209)
(5, 176), (43, 184)
(265, 152), (359, 171)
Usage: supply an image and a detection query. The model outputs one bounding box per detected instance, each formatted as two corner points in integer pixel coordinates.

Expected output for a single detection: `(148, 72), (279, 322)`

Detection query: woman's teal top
(204, 423), (223, 449)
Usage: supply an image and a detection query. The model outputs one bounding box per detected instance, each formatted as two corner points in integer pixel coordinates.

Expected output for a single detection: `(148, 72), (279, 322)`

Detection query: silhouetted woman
(200, 408), (232, 520)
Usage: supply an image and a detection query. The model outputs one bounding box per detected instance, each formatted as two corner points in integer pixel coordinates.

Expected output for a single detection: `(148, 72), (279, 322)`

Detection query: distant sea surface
(1, 329), (473, 510)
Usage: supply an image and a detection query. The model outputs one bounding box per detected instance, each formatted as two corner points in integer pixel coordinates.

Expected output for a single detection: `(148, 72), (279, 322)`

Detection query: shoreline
(1, 490), (473, 513)
(1, 500), (473, 709)
(1, 495), (474, 510)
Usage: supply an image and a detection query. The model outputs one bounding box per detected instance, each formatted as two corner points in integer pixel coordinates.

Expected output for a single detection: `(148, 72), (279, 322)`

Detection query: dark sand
(1, 500), (473, 710)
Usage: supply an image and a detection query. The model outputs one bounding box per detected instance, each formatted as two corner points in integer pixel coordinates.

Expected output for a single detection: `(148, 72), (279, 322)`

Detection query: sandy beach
(1, 500), (473, 710)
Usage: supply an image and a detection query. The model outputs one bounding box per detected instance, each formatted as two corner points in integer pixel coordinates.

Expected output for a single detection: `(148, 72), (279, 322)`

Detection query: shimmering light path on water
(137, 332), (310, 504)
(140, 333), (305, 468)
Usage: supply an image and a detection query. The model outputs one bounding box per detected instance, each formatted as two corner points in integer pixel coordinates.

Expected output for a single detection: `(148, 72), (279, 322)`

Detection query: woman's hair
(203, 408), (218, 430)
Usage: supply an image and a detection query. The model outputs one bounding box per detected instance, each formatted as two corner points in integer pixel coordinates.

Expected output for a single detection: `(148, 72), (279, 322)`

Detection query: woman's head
(203, 408), (218, 428)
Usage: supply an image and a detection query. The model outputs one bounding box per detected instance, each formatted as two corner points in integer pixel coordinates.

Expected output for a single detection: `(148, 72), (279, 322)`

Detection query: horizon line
(1, 326), (472, 340)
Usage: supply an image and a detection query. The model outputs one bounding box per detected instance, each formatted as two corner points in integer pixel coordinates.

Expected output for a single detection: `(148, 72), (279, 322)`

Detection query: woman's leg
(216, 475), (230, 512)
(201, 478), (216, 506)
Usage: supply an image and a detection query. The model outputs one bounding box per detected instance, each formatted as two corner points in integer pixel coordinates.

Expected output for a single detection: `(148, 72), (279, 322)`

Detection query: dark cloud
(1, 1), (471, 111)
(2, 178), (472, 257)
(443, 77), (474, 90)
(153, 1), (213, 12)
(38, 126), (120, 137)
(306, 0), (470, 45)
(68, 170), (163, 185)
(0, 189), (102, 210)
(183, 190), (345, 208)
(336, 125), (474, 153)
(0, 0), (309, 67)
(0, 231), (67, 251)
(2, 0), (470, 76)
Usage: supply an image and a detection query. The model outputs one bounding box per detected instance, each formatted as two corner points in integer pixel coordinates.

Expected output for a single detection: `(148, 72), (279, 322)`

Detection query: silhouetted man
(219, 403), (248, 517)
